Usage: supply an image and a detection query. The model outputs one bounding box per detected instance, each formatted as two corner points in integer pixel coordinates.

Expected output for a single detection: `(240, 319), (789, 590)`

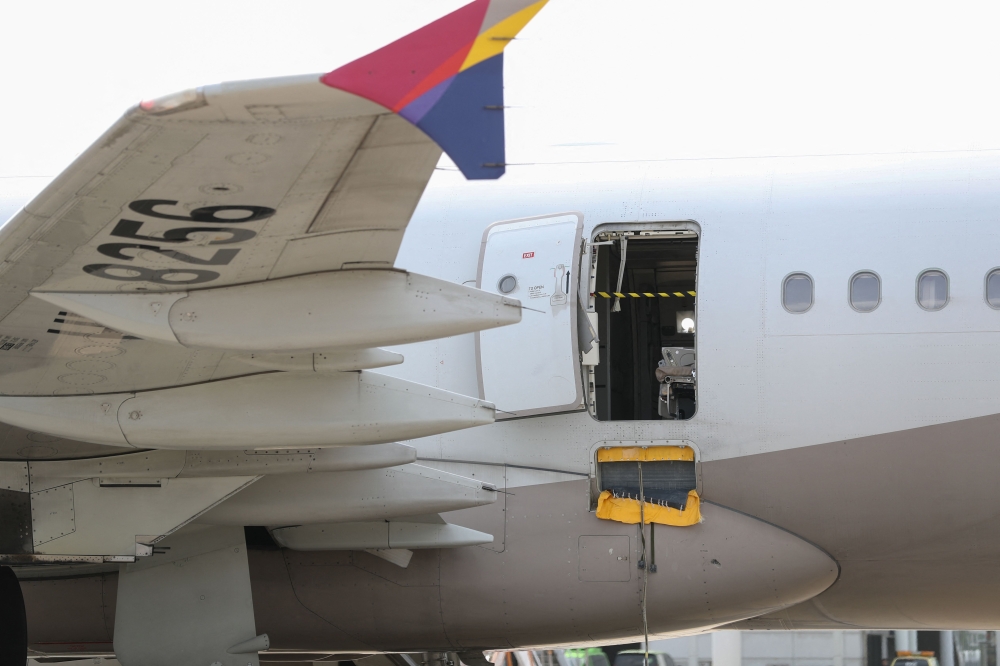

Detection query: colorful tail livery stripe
(321, 0), (548, 180)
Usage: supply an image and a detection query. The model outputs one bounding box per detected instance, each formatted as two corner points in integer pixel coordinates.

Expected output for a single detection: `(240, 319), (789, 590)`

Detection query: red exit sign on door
(522, 252), (534, 258)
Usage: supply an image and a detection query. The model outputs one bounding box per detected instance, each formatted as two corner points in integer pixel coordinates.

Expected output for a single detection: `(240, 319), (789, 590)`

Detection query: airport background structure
(646, 630), (996, 666)
(22, 629), (1000, 666)
(510, 630), (998, 666)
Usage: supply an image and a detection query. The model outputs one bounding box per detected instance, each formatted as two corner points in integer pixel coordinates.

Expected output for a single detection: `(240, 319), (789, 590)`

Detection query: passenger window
(917, 270), (948, 311)
(850, 271), (880, 312)
(986, 269), (1000, 309)
(782, 273), (813, 313)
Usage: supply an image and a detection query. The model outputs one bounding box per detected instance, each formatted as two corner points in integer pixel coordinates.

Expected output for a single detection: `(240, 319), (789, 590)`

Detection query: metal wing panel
(306, 113), (443, 236)
(28, 95), (437, 293)
(0, 0), (545, 401)
(0, 78), (440, 396)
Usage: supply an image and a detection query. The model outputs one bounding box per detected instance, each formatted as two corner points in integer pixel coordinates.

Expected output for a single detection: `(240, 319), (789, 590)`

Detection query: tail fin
(321, 0), (548, 180)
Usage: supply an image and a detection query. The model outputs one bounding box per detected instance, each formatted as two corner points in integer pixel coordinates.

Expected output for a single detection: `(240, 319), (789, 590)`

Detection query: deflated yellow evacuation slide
(595, 446), (702, 527)
(596, 445), (694, 463)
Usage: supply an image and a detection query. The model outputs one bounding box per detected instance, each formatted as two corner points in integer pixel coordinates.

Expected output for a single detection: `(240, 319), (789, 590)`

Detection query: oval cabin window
(782, 273), (814, 313)
(986, 269), (1000, 309)
(850, 271), (881, 312)
(917, 270), (949, 311)
(496, 274), (518, 294)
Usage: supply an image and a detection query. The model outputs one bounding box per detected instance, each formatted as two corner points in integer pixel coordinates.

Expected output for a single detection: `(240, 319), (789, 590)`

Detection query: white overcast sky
(2, 0), (1000, 190)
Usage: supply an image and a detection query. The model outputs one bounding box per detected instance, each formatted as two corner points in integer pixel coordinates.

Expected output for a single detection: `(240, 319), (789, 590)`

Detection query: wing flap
(269, 229), (403, 278)
(306, 114), (442, 235)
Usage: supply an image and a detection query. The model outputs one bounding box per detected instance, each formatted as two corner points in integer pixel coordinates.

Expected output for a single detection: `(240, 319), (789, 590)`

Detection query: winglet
(321, 0), (548, 180)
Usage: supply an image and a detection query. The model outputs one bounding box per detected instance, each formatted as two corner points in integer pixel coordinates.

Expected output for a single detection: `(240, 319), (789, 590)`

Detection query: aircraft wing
(0, 0), (547, 568)
(0, 0), (545, 402)
(0, 77), (438, 398)
(0, 5), (551, 666)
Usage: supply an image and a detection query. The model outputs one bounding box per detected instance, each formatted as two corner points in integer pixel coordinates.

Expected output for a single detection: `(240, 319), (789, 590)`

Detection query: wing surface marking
(0, 2), (537, 409)
(0, 81), (437, 395)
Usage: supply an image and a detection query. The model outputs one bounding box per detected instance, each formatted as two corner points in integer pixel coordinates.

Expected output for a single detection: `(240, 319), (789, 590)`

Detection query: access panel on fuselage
(476, 213), (584, 417)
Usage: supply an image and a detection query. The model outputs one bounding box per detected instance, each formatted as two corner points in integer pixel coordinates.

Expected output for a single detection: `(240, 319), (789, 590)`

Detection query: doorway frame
(586, 220), (702, 421)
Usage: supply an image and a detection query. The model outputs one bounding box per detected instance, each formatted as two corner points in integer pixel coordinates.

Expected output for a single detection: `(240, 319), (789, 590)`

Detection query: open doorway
(587, 226), (698, 421)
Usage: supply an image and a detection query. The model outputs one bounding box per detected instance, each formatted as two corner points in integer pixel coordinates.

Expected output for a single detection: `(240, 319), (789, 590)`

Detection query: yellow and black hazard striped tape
(594, 290), (696, 299)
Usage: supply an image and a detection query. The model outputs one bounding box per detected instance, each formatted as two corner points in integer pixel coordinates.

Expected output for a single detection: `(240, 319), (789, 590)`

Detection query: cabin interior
(591, 230), (698, 421)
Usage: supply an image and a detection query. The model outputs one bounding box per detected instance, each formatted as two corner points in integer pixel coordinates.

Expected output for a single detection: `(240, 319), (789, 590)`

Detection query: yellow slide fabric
(596, 489), (702, 527)
(596, 445), (694, 463)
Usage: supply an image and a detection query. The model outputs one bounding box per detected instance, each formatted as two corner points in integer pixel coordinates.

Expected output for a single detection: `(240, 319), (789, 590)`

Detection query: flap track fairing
(31, 269), (522, 353)
(0, 372), (494, 450)
(198, 464), (497, 526)
(26, 442), (417, 483)
(271, 520), (493, 551)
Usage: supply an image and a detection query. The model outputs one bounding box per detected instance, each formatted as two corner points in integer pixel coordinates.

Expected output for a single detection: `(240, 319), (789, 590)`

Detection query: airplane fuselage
(15, 149), (1000, 654)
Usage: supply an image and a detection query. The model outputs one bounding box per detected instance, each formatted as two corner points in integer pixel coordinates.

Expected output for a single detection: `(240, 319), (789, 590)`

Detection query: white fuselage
(367, 150), (1000, 471)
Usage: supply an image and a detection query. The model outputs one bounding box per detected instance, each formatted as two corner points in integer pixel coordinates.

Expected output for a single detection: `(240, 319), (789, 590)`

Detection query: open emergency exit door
(476, 213), (585, 417)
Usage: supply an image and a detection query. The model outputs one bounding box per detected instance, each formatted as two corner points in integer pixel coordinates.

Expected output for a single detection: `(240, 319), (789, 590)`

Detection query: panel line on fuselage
(416, 457), (589, 477)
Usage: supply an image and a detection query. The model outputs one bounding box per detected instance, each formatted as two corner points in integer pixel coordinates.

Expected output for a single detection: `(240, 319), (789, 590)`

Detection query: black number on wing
(111, 220), (257, 245)
(128, 200), (275, 223)
(97, 243), (240, 266)
(83, 264), (218, 285)
(84, 200), (272, 284)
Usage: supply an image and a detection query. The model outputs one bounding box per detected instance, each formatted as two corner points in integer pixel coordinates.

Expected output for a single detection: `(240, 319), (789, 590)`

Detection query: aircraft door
(476, 213), (584, 417)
